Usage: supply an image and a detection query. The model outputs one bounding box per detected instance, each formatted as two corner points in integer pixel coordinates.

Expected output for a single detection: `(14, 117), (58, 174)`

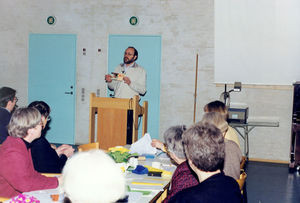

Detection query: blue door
(108, 35), (161, 139)
(28, 34), (76, 144)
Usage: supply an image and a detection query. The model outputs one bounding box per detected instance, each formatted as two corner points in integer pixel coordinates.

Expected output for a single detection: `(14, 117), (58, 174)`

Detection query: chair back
(240, 156), (246, 169)
(78, 142), (100, 152)
(236, 170), (247, 194)
(41, 173), (61, 177)
(0, 196), (10, 201)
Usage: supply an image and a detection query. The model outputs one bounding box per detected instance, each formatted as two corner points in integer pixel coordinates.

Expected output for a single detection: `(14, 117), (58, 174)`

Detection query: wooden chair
(41, 173), (61, 177)
(89, 93), (148, 150)
(240, 156), (247, 169)
(0, 196), (10, 201)
(236, 170), (247, 194)
(78, 142), (100, 152)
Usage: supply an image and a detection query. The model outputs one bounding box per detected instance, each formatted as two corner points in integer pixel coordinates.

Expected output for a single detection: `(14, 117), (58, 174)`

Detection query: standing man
(105, 47), (146, 144)
(0, 87), (17, 144)
(105, 46), (146, 99)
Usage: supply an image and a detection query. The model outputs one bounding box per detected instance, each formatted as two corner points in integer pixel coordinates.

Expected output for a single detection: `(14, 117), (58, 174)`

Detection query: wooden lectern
(89, 93), (148, 150)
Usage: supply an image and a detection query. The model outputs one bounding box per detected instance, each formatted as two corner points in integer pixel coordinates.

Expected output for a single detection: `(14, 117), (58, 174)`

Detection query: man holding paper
(105, 46), (147, 99)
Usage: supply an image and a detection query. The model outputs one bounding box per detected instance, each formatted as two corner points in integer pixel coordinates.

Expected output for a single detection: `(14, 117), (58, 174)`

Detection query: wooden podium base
(98, 108), (127, 150)
(89, 93), (148, 150)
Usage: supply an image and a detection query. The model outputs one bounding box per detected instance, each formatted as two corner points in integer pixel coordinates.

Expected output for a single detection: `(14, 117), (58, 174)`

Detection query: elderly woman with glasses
(0, 107), (59, 198)
(28, 101), (74, 173)
(152, 125), (198, 203)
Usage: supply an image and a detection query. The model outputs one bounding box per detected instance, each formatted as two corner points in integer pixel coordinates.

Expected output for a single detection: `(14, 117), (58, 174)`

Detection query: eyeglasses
(47, 116), (51, 122)
(14, 97), (18, 102)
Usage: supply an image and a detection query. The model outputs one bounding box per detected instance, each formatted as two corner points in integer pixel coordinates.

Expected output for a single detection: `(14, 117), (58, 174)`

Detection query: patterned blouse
(163, 161), (199, 202)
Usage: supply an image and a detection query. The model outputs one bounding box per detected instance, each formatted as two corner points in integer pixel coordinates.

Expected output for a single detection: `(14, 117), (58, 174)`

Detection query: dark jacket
(0, 107), (11, 144)
(31, 136), (67, 173)
(169, 172), (241, 203)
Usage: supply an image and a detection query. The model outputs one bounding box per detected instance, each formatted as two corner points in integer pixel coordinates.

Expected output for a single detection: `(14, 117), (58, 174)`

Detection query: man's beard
(123, 57), (135, 64)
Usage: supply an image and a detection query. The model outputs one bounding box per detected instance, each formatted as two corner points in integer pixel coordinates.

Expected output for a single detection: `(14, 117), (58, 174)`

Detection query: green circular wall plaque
(47, 16), (56, 25)
(129, 16), (138, 26)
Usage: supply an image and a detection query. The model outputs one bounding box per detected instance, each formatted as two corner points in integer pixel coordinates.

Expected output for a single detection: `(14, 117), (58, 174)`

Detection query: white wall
(215, 0), (300, 85)
(0, 0), (293, 161)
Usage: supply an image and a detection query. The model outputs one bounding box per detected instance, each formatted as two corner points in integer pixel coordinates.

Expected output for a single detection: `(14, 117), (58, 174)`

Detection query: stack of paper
(129, 133), (157, 155)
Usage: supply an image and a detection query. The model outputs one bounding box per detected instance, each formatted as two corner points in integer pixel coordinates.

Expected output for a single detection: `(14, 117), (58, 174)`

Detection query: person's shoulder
(31, 136), (52, 150)
(169, 185), (202, 202)
(176, 161), (190, 173)
(213, 173), (240, 189)
(227, 126), (237, 134)
(225, 139), (240, 149)
(0, 136), (25, 154)
(0, 107), (11, 122)
(134, 63), (145, 70)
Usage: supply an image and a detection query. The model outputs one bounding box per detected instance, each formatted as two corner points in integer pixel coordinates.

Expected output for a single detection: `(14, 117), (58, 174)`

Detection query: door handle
(64, 91), (73, 95)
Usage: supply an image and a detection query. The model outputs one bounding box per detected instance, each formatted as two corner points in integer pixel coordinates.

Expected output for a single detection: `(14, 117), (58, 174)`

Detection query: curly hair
(163, 125), (187, 159)
(8, 107), (41, 138)
(183, 122), (225, 172)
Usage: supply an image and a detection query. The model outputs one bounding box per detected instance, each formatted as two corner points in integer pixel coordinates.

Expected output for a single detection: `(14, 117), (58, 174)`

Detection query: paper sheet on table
(130, 133), (157, 155)
(127, 192), (144, 203)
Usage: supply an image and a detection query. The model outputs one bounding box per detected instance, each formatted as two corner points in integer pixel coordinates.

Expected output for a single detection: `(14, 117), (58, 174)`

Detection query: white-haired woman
(0, 107), (58, 198)
(62, 150), (126, 203)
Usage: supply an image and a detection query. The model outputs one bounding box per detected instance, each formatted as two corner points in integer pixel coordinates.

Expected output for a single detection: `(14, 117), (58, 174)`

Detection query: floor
(245, 161), (300, 203)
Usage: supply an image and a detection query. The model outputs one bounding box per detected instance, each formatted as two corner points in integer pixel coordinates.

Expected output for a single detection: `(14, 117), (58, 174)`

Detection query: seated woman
(0, 107), (59, 198)
(28, 101), (74, 173)
(61, 150), (126, 203)
(201, 112), (242, 180)
(152, 125), (198, 202)
(169, 123), (241, 202)
(204, 100), (240, 148)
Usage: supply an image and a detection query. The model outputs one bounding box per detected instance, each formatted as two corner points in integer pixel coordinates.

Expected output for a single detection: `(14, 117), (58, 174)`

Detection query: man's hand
(105, 74), (112, 83)
(123, 76), (131, 85)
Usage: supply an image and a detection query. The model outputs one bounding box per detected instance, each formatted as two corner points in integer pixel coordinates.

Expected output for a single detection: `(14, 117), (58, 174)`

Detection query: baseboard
(249, 158), (289, 164)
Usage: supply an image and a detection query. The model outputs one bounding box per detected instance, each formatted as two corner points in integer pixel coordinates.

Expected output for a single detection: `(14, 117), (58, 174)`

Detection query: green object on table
(107, 151), (139, 163)
(127, 185), (151, 195)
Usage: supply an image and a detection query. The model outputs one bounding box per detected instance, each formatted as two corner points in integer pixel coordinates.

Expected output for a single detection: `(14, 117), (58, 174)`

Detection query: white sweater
(108, 63), (146, 99)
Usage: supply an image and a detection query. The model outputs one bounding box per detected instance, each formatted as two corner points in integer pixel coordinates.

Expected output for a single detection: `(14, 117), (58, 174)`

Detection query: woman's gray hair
(163, 125), (186, 159)
(200, 112), (228, 134)
(183, 122), (225, 172)
(8, 107), (41, 138)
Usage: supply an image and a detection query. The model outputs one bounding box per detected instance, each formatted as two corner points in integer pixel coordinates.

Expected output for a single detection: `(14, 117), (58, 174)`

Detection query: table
(4, 155), (175, 203)
(229, 121), (279, 160)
